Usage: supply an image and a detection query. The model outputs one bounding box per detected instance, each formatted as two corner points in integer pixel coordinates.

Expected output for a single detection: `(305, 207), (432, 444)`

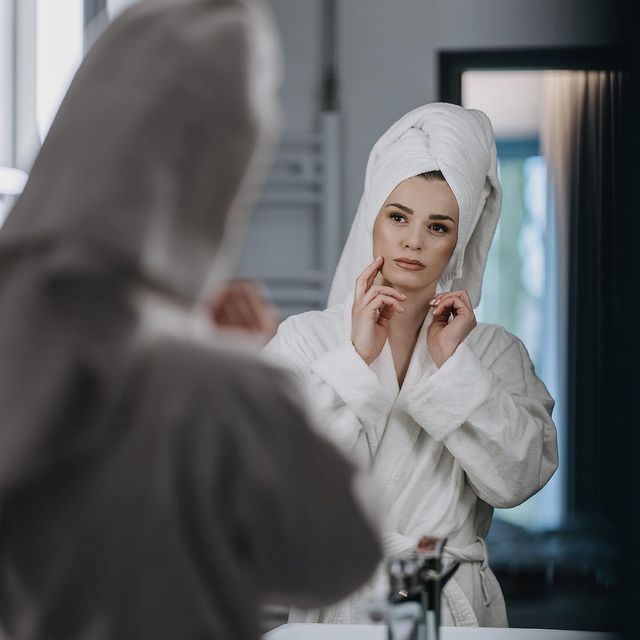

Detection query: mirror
(242, 4), (625, 634)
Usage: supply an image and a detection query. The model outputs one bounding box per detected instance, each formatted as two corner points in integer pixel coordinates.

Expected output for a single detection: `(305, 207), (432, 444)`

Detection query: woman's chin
(381, 265), (435, 293)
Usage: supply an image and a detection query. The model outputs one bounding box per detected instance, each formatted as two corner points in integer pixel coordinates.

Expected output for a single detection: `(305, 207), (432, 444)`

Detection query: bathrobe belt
(383, 533), (492, 608)
(444, 536), (493, 607)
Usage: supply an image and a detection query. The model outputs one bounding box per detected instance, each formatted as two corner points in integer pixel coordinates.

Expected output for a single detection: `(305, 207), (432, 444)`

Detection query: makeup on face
(393, 257), (426, 271)
(372, 176), (459, 292)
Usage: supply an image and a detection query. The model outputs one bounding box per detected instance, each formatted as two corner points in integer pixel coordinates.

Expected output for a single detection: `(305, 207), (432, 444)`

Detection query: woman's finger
(230, 284), (261, 328)
(227, 292), (255, 329)
(355, 256), (384, 299)
(458, 289), (473, 309)
(209, 286), (234, 324)
(368, 293), (404, 314)
(212, 298), (235, 327)
(361, 285), (406, 307)
(432, 293), (470, 318)
(209, 286), (232, 317)
(240, 282), (281, 334)
(430, 290), (471, 309)
(212, 281), (260, 330)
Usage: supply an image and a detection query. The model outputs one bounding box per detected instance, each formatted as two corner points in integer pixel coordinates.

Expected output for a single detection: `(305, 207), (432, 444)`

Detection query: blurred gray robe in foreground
(0, 1), (381, 638)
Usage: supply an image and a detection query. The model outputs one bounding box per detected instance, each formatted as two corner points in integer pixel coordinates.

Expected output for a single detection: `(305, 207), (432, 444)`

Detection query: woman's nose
(403, 232), (423, 251)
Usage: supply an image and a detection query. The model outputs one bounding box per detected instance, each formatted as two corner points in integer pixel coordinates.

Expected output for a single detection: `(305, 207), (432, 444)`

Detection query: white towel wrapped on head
(328, 102), (501, 308)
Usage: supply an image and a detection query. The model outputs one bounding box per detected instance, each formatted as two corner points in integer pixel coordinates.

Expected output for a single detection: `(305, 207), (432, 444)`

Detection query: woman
(0, 1), (381, 638)
(264, 102), (559, 626)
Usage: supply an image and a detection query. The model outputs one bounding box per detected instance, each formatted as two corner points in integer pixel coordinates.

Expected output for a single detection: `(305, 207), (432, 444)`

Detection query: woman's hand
(351, 257), (406, 365)
(427, 289), (476, 368)
(209, 279), (281, 346)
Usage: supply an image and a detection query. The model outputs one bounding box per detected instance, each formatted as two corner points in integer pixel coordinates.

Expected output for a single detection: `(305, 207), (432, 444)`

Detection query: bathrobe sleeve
(264, 315), (393, 456)
(403, 325), (558, 509)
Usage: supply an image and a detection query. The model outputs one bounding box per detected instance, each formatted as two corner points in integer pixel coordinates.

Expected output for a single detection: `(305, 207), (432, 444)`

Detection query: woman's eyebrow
(429, 214), (457, 224)
(386, 203), (413, 214)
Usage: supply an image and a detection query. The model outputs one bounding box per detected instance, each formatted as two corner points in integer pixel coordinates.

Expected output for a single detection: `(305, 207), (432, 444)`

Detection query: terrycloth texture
(328, 102), (501, 308)
(0, 2), (382, 639)
(263, 298), (559, 625)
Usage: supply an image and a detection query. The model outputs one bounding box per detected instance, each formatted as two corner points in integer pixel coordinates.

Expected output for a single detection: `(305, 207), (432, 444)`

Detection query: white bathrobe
(264, 102), (558, 626)
(264, 295), (558, 626)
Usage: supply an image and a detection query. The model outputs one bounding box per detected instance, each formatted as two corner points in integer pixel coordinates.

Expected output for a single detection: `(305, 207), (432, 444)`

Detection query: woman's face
(372, 176), (459, 295)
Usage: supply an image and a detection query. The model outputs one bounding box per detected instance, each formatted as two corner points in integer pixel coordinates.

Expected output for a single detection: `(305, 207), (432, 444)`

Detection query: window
(1, 0), (85, 227)
(0, 0), (22, 226)
(35, 0), (84, 140)
(463, 70), (564, 531)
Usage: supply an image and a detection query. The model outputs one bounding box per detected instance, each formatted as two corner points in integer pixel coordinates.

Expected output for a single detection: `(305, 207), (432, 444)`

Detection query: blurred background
(0, 0), (633, 635)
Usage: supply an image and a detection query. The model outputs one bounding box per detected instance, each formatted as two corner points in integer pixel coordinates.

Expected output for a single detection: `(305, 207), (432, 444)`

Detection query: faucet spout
(385, 536), (460, 640)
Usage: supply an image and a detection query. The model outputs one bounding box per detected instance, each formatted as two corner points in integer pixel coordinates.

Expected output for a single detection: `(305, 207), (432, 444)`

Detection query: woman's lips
(393, 258), (425, 271)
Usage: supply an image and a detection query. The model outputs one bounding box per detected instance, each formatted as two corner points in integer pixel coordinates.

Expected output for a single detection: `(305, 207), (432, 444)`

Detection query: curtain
(542, 70), (625, 522)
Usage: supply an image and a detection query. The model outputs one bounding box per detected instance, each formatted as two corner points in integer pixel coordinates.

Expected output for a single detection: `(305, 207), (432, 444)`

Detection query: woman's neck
(389, 297), (429, 343)
(388, 292), (430, 340)
(385, 291), (432, 387)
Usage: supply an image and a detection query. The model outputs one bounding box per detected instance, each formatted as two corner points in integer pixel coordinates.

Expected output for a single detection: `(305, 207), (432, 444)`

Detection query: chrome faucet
(385, 536), (460, 640)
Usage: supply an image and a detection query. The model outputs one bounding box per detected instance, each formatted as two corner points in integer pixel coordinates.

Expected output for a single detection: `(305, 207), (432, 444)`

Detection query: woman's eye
(429, 223), (448, 234)
(390, 213), (407, 223)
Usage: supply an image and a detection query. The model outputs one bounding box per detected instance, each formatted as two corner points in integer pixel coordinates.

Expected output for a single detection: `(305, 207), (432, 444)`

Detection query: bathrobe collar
(340, 290), (437, 405)
(338, 290), (443, 516)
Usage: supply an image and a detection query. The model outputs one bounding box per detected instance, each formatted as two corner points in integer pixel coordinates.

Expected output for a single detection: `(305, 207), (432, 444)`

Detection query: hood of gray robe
(0, 0), (282, 491)
(1, 0), (281, 301)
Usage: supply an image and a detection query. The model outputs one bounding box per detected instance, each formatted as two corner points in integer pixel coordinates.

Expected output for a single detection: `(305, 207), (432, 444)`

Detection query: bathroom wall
(267, 0), (621, 240)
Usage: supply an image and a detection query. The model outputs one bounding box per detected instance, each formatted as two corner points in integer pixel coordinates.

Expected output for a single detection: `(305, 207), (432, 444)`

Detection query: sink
(263, 624), (385, 640)
(263, 623), (620, 640)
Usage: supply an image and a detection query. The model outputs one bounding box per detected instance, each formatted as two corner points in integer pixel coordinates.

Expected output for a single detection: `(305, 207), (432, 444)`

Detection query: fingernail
(401, 293), (407, 299)
(429, 298), (436, 304)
